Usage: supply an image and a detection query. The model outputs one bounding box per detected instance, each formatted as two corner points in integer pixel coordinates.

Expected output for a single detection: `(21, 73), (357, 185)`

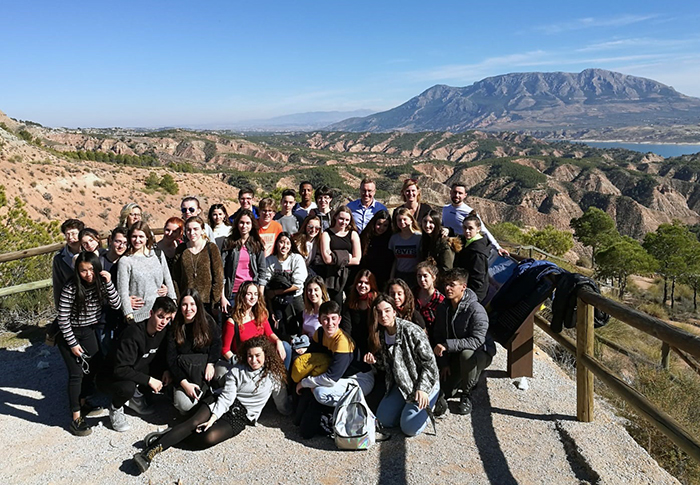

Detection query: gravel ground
(0, 338), (680, 485)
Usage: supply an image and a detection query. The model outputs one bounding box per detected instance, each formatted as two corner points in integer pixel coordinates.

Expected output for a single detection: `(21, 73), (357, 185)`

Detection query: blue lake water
(576, 141), (700, 158)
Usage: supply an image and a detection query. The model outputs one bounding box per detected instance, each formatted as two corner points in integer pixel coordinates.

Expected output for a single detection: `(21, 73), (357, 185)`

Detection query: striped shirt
(57, 281), (121, 347)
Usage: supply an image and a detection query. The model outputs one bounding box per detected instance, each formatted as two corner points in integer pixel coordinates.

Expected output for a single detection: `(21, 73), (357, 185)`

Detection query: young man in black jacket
(103, 297), (177, 432)
(433, 269), (495, 415)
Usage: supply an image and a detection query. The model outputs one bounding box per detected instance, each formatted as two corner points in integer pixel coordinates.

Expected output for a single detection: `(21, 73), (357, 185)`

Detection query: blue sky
(1, 1), (699, 127)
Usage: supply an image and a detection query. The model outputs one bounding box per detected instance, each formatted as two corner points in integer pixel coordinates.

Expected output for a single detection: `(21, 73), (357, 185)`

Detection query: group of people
(51, 177), (505, 473)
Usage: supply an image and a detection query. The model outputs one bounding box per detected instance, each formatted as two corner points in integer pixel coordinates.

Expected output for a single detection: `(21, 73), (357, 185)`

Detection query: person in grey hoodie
(132, 336), (290, 473)
(432, 268), (495, 416)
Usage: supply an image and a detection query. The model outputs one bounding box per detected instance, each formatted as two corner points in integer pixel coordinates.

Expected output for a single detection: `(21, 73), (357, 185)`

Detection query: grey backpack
(332, 382), (376, 450)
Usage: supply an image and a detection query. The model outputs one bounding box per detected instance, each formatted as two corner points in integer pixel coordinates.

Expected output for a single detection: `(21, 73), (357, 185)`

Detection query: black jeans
(57, 326), (99, 413)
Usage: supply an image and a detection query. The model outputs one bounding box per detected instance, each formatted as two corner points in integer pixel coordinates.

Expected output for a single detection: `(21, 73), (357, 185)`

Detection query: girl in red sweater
(220, 281), (291, 370)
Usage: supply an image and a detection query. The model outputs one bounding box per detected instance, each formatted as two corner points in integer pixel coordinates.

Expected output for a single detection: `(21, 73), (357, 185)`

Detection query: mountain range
(329, 69), (700, 142)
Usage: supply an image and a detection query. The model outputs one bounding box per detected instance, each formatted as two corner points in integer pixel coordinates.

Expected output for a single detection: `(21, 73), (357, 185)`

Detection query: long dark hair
(272, 231), (300, 258)
(347, 269), (379, 310)
(236, 336), (287, 389)
(386, 278), (416, 321)
(360, 209), (391, 256)
(224, 209), (264, 253)
(172, 289), (212, 349)
(420, 209), (446, 260)
(70, 252), (106, 322)
(208, 203), (231, 228)
(367, 294), (398, 355)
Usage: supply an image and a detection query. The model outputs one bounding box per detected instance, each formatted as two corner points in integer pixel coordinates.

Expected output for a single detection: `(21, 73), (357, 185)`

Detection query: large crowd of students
(51, 177), (508, 473)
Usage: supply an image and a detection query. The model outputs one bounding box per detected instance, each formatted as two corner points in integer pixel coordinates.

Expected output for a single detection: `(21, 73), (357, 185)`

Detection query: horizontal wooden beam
(534, 314), (576, 353)
(0, 279), (52, 297)
(0, 227), (164, 264)
(595, 334), (659, 369)
(579, 352), (700, 463)
(578, 289), (700, 361)
(0, 243), (64, 263)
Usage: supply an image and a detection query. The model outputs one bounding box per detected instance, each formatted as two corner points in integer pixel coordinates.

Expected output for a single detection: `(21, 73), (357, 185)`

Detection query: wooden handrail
(578, 289), (700, 361)
(0, 243), (65, 263)
(534, 312), (700, 463)
(0, 279), (52, 298)
(0, 227), (165, 264)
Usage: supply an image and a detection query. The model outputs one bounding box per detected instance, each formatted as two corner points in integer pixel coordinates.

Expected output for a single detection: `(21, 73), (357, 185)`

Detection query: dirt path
(0, 338), (679, 485)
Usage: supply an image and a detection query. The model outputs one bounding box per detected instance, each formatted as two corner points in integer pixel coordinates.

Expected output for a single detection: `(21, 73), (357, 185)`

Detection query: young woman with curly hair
(133, 336), (290, 473)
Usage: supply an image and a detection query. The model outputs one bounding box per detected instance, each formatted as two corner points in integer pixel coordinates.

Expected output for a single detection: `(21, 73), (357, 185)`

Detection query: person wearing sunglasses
(181, 196), (215, 242)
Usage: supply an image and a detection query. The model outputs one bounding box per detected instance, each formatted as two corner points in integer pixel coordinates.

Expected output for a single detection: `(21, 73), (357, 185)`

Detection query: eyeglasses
(181, 207), (197, 213)
(113, 240), (127, 247)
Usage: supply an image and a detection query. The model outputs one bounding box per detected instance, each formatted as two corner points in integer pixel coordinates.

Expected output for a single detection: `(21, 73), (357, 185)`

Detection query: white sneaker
(126, 395), (155, 416)
(110, 405), (131, 432)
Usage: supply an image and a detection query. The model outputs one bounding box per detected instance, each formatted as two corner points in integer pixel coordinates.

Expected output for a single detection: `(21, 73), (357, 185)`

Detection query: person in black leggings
(57, 252), (121, 436)
(133, 336), (291, 473)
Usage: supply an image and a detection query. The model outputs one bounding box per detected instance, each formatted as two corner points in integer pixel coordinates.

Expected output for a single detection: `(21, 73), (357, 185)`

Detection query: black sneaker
(434, 394), (448, 418)
(70, 416), (92, 436)
(455, 394), (472, 415)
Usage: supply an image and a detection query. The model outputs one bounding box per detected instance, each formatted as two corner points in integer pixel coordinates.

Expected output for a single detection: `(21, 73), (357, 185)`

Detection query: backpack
(332, 382), (375, 450)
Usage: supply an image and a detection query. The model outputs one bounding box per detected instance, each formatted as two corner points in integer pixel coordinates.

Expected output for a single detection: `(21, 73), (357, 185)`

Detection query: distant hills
(193, 110), (376, 132)
(329, 69), (700, 142)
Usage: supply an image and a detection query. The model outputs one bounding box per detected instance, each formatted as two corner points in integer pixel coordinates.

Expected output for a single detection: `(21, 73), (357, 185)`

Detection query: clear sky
(1, 1), (699, 128)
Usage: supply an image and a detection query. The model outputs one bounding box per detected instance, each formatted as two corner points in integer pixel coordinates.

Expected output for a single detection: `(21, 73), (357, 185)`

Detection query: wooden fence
(534, 289), (700, 462)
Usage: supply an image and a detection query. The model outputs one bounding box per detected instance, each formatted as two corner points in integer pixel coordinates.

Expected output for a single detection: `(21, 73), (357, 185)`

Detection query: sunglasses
(181, 207), (197, 213)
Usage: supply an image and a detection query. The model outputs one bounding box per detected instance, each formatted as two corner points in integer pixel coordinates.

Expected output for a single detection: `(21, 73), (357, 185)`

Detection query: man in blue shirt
(346, 178), (387, 232)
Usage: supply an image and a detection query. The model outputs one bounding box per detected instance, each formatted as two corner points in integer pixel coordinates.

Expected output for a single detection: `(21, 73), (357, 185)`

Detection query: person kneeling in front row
(432, 269), (495, 416)
(364, 294), (439, 437)
(101, 297), (177, 432)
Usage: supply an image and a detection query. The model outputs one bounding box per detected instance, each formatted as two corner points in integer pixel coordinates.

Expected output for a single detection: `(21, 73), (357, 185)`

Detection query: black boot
(133, 443), (163, 473)
(433, 391), (448, 417)
(456, 392), (472, 415)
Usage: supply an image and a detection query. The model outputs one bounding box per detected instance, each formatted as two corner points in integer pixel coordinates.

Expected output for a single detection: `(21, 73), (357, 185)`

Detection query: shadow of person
(0, 341), (68, 429)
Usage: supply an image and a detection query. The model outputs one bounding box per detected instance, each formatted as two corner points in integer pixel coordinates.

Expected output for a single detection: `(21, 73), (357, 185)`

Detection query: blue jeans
(376, 384), (439, 437)
(281, 341), (292, 371)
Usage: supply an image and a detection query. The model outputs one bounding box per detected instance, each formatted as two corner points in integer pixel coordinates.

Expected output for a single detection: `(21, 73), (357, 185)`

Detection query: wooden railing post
(661, 342), (671, 369)
(577, 297), (594, 422)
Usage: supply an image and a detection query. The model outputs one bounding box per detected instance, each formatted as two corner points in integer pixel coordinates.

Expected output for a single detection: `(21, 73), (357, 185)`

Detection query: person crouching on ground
(133, 336), (291, 473)
(102, 297), (177, 432)
(432, 269), (495, 416)
(364, 294), (439, 437)
(294, 300), (374, 439)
